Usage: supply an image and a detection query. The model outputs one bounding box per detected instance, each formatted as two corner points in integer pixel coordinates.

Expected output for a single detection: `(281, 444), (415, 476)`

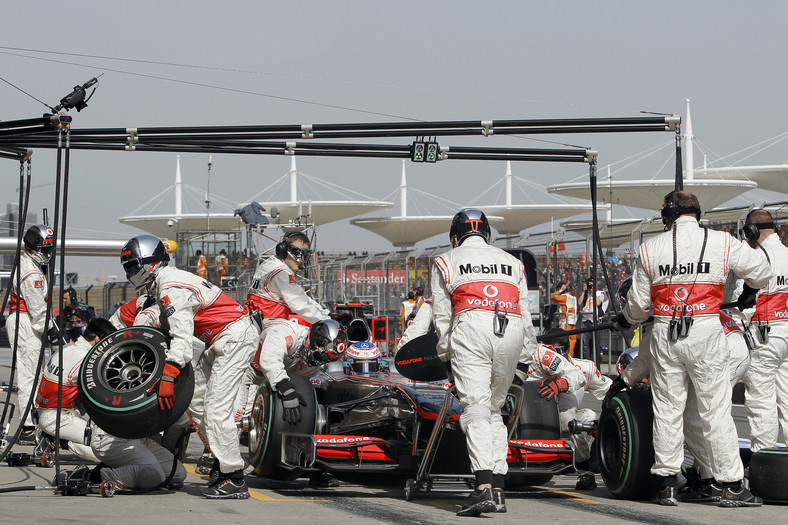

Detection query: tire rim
(249, 389), (271, 460)
(99, 343), (159, 392)
(599, 412), (623, 476)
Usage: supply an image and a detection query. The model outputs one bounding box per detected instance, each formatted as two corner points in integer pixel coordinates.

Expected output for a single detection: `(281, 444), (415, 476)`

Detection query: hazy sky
(2, 1), (787, 283)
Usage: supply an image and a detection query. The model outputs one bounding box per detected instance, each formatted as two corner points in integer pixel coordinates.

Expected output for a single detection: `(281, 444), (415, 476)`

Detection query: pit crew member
(432, 208), (538, 516)
(121, 234), (258, 499)
(614, 191), (770, 507)
(6, 224), (56, 443)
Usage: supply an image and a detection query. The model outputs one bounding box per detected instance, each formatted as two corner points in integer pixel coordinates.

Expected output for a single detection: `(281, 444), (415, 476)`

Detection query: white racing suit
(246, 256), (329, 325)
(743, 233), (788, 452)
(150, 266), (258, 476)
(622, 215), (771, 483)
(246, 319), (318, 412)
(527, 345), (608, 463)
(7, 251), (50, 427)
(109, 295), (160, 330)
(432, 236), (538, 479)
(35, 337), (97, 462)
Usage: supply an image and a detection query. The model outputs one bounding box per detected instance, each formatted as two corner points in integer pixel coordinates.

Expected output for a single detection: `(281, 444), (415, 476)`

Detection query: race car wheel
(749, 448), (788, 503)
(248, 372), (316, 480)
(597, 388), (660, 499)
(507, 381), (561, 488)
(78, 327), (194, 439)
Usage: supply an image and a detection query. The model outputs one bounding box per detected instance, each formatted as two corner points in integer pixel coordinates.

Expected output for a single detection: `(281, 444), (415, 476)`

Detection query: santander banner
(337, 270), (407, 285)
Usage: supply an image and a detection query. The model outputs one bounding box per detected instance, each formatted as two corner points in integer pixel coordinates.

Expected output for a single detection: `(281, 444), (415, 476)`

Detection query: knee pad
(460, 404), (491, 432)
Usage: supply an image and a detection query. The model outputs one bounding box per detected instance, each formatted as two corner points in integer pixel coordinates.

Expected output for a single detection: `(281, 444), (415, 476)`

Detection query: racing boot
(575, 472), (597, 491)
(682, 479), (722, 503)
(719, 482), (762, 508)
(654, 475), (678, 506)
(309, 470), (339, 488)
(202, 469), (250, 500)
(18, 426), (37, 446)
(492, 488), (506, 513)
(456, 487), (496, 516)
(196, 448), (215, 475)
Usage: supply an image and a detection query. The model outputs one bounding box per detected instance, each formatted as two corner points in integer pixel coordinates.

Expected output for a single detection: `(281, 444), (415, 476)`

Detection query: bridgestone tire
(78, 327), (194, 439)
(598, 388), (660, 499)
(248, 372), (316, 480)
(749, 448), (788, 503)
(507, 381), (561, 488)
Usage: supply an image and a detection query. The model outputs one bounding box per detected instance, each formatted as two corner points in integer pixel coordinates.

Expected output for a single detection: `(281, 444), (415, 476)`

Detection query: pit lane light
(425, 142), (438, 163)
(411, 141), (425, 162)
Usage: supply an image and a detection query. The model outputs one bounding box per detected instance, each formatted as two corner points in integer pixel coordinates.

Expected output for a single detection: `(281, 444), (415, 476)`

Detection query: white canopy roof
(693, 165), (788, 194)
(351, 215), (505, 248)
(547, 179), (757, 210)
(476, 204), (596, 235)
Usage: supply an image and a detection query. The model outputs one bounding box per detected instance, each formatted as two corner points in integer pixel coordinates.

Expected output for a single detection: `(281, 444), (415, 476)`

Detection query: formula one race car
(246, 341), (576, 494)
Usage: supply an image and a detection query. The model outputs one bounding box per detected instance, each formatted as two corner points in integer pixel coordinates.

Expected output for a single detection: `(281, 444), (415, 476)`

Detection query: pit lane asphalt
(1, 347), (783, 524)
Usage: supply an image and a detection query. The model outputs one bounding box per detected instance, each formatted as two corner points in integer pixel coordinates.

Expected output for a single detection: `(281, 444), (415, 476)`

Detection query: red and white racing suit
(109, 295), (160, 330)
(35, 336), (97, 462)
(743, 232), (788, 452)
(622, 215), (771, 483)
(246, 257), (329, 326)
(7, 250), (50, 427)
(432, 235), (538, 478)
(152, 266), (258, 475)
(527, 345), (608, 463)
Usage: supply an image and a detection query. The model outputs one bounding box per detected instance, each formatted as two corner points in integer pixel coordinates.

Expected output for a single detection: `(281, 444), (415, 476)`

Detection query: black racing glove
(276, 379), (307, 425)
(737, 284), (760, 311)
(602, 375), (628, 411)
(46, 327), (62, 346)
(612, 313), (632, 332)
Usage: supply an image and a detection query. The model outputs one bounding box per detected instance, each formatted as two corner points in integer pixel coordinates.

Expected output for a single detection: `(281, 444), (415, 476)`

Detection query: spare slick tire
(749, 448), (788, 503)
(597, 388), (660, 500)
(78, 326), (194, 439)
(248, 372), (316, 480)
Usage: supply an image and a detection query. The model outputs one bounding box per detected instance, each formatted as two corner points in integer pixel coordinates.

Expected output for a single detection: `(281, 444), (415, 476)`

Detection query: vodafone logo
(673, 287), (689, 302)
(483, 285), (499, 298)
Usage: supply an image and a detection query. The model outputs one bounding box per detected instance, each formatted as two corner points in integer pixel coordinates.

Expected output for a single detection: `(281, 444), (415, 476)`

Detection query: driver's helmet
(616, 346), (639, 374)
(121, 235), (170, 289)
(305, 319), (348, 366)
(344, 341), (381, 376)
(23, 224), (55, 265)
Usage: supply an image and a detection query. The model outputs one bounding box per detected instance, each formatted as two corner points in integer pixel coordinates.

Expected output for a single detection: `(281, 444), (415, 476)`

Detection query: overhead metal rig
(0, 114), (680, 164)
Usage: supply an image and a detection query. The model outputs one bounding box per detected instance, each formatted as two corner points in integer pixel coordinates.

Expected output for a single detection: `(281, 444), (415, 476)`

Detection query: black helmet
(23, 224), (55, 264)
(449, 208), (491, 247)
(617, 276), (633, 311)
(121, 235), (170, 289)
(305, 319), (348, 366)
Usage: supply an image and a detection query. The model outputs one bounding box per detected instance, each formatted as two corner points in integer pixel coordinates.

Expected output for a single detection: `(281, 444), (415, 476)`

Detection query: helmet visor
(351, 359), (380, 375)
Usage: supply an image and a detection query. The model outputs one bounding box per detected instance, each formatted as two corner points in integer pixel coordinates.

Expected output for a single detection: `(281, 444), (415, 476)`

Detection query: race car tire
(749, 448), (788, 503)
(160, 425), (191, 462)
(78, 327), (194, 439)
(597, 388), (660, 500)
(507, 381), (561, 488)
(248, 372), (316, 480)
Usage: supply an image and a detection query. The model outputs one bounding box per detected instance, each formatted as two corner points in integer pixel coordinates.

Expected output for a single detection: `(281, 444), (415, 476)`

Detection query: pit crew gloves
(737, 284), (759, 311)
(602, 375), (627, 410)
(158, 363), (180, 410)
(46, 327), (62, 346)
(276, 379), (307, 424)
(538, 377), (569, 401)
(612, 312), (631, 332)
